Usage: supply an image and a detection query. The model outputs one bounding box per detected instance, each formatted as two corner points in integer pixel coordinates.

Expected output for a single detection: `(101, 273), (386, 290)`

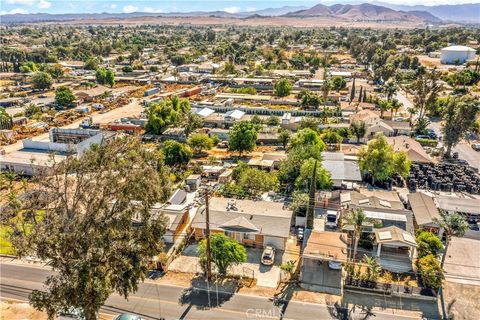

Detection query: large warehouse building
(440, 45), (476, 64)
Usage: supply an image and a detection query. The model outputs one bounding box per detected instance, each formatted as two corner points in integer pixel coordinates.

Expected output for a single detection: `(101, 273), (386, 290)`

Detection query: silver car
(261, 246), (276, 266)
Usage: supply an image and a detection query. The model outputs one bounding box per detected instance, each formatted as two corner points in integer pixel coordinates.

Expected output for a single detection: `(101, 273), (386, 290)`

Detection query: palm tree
(362, 255), (381, 283)
(345, 208), (374, 262)
(390, 98), (403, 119)
(350, 121), (366, 144)
(383, 81), (398, 102)
(433, 211), (469, 267)
(378, 99), (391, 119)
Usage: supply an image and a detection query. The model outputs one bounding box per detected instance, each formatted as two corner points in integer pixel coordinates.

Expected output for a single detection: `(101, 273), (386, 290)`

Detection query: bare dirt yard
(443, 281), (480, 320)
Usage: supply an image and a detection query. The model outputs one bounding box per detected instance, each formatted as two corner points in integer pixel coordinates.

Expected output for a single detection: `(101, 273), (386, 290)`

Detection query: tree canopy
(197, 233), (247, 275)
(228, 121), (258, 155)
(274, 78), (292, 97)
(358, 133), (411, 183)
(161, 140), (192, 167)
(32, 71), (53, 90)
(55, 86), (76, 107)
(2, 137), (171, 320)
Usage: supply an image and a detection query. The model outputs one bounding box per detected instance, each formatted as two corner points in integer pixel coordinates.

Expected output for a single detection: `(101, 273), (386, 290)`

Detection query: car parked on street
(471, 143), (480, 151)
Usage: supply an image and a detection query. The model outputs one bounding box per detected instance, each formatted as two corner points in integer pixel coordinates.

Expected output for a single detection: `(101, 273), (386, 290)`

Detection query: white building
(440, 45), (476, 64)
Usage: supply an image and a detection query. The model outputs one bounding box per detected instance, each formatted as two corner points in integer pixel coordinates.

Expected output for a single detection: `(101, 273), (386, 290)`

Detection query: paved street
(428, 120), (480, 170)
(0, 261), (434, 320)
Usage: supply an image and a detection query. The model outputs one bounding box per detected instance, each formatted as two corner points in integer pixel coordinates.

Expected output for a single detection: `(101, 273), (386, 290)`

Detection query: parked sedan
(471, 143), (480, 151)
(261, 246), (276, 266)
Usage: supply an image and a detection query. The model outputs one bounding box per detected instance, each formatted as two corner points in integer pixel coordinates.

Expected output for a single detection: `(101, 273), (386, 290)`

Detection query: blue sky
(1, 0), (479, 15)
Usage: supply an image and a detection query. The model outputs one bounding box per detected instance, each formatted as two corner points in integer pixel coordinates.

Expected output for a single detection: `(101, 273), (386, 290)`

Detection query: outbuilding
(440, 45), (476, 64)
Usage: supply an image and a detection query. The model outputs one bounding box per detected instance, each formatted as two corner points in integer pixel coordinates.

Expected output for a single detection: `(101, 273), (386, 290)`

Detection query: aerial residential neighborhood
(0, 1), (479, 320)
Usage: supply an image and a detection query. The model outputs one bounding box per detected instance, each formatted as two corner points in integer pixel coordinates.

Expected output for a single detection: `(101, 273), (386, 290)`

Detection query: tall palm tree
(383, 81), (398, 102)
(350, 121), (367, 144)
(378, 99), (391, 119)
(433, 211), (469, 267)
(390, 98), (403, 119)
(345, 208), (374, 262)
(362, 255), (381, 283)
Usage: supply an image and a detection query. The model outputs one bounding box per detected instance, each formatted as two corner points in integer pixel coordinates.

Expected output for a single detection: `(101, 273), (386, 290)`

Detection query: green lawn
(0, 225), (15, 255)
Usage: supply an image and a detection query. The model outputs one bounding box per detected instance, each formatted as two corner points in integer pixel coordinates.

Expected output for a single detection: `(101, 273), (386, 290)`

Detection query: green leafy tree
(184, 113), (203, 137)
(289, 128), (325, 150)
(161, 141), (192, 167)
(83, 57), (99, 70)
(188, 133), (214, 154)
(441, 95), (479, 158)
(383, 81), (397, 101)
(274, 78), (292, 97)
(96, 68), (115, 87)
(378, 99), (391, 119)
(197, 233), (247, 275)
(278, 129), (291, 149)
(19, 61), (38, 73)
(237, 168), (279, 196)
(266, 115), (280, 126)
(362, 255), (381, 283)
(417, 254), (444, 290)
(0, 107), (13, 130)
(350, 121), (366, 144)
(55, 86), (76, 107)
(32, 72), (53, 91)
(228, 121), (258, 155)
(358, 133), (411, 183)
(295, 158), (332, 191)
(321, 129), (343, 144)
(3, 137), (171, 320)
(332, 76), (347, 92)
(416, 230), (444, 258)
(24, 103), (42, 118)
(406, 69), (442, 121)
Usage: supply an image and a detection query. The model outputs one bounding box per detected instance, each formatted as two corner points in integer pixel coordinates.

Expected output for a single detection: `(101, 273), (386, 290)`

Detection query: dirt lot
(443, 281), (480, 320)
(0, 301), (113, 320)
(48, 16), (425, 29)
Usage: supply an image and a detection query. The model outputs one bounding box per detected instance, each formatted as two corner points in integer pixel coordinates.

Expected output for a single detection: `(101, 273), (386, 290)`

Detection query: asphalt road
(428, 120), (480, 170)
(0, 261), (428, 320)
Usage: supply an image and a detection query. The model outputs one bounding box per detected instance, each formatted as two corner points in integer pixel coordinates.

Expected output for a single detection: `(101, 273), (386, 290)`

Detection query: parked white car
(261, 246), (276, 266)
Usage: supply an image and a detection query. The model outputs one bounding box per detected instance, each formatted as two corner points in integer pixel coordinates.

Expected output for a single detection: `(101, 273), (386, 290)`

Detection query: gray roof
(168, 189), (187, 205)
(322, 152), (362, 182)
(408, 192), (440, 226)
(435, 195), (480, 215)
(192, 197), (292, 238)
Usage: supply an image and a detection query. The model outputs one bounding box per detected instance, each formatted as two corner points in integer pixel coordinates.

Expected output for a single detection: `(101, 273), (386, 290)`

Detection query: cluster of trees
(223, 161), (279, 198)
(95, 68), (115, 87)
(55, 86), (76, 107)
(146, 96), (192, 135)
(358, 133), (411, 184)
(1, 138), (171, 320)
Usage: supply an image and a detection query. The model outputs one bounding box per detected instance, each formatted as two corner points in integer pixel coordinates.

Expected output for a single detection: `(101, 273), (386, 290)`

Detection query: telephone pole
(205, 188), (212, 281)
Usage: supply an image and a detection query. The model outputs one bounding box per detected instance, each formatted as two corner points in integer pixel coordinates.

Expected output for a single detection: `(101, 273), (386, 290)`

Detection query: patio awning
(219, 216), (260, 233)
(375, 226), (416, 247)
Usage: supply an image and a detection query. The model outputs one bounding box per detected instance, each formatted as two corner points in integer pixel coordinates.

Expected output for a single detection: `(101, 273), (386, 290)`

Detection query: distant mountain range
(1, 2), (477, 24)
(373, 2), (480, 23)
(283, 3), (441, 22)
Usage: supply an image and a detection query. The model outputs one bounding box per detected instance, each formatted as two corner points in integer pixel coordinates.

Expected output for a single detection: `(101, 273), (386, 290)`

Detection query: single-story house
(300, 231), (348, 295)
(321, 152), (362, 188)
(387, 136), (433, 163)
(191, 197), (293, 250)
(149, 189), (193, 244)
(407, 192), (441, 232)
(186, 174), (201, 191)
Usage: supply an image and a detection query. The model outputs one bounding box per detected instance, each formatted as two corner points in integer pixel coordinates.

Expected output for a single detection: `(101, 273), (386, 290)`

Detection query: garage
(264, 236), (286, 250)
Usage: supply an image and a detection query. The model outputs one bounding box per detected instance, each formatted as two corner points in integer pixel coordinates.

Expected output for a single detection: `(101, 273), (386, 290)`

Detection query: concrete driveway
(168, 244), (287, 288)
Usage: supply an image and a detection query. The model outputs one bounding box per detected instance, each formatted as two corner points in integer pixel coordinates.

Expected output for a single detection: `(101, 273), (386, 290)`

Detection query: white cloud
(5, 0), (36, 5)
(123, 5), (138, 13)
(143, 6), (163, 13)
(1, 8), (29, 14)
(223, 6), (241, 14)
(38, 0), (51, 9)
(110, 4), (117, 9)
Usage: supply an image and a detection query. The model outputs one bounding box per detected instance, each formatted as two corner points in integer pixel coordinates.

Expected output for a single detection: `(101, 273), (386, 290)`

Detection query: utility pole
(205, 188), (212, 281)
